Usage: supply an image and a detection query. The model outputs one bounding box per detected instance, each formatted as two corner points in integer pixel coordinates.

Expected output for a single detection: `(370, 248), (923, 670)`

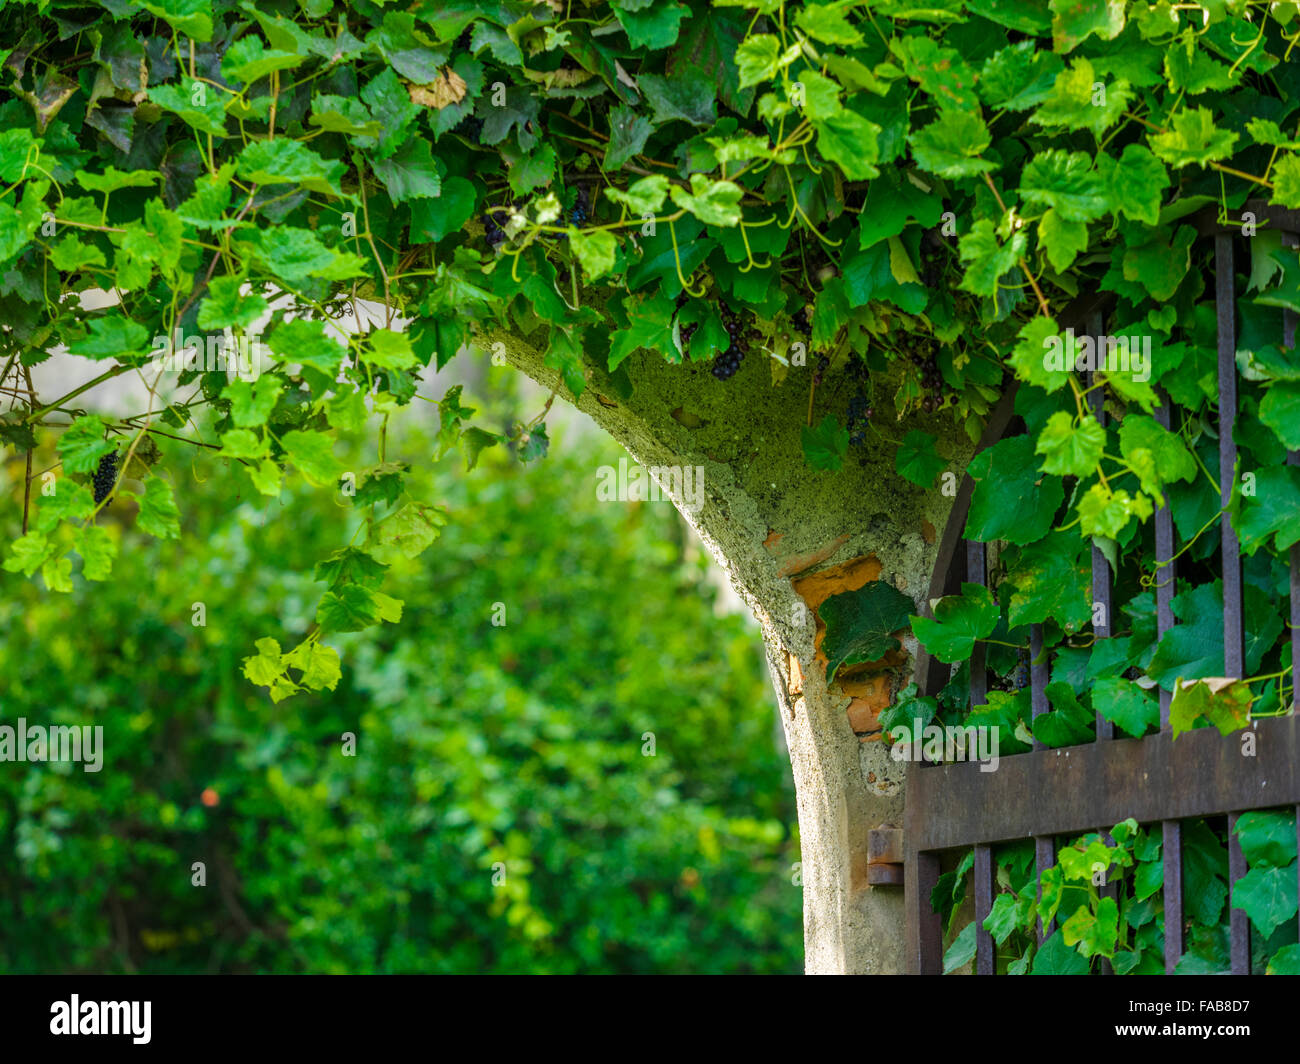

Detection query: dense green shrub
(0, 421), (799, 973)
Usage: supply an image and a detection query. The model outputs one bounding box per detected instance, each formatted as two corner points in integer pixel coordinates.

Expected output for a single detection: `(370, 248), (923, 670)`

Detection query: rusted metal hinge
(867, 827), (903, 886)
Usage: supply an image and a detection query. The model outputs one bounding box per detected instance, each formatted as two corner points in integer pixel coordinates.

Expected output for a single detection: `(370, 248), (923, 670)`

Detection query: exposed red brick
(921, 519), (937, 545)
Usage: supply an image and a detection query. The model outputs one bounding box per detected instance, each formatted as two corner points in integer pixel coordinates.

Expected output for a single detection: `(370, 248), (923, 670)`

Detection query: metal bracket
(867, 827), (903, 886)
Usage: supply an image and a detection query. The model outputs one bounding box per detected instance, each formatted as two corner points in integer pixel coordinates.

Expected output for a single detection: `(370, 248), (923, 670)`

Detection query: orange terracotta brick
(776, 534), (851, 579)
(791, 554), (883, 613)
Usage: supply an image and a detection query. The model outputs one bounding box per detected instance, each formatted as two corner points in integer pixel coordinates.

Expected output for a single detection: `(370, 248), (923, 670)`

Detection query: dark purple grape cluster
(711, 304), (746, 380)
(569, 187), (590, 228)
(844, 357), (873, 446)
(458, 113), (485, 143)
(483, 206), (511, 248)
(812, 355), (828, 385)
(905, 339), (952, 413)
(794, 305), (813, 341)
(92, 450), (119, 505)
(919, 228), (947, 289)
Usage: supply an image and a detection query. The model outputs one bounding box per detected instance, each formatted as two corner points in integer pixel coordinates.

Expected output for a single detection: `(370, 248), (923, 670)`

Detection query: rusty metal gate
(901, 201), (1300, 974)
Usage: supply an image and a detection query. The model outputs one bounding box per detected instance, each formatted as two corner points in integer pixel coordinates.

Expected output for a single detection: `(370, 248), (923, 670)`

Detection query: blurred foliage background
(0, 374), (800, 973)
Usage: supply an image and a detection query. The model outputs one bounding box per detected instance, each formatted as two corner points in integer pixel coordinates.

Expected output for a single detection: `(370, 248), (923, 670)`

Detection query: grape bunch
(92, 451), (119, 505)
(568, 187), (590, 228)
(794, 304), (813, 341)
(711, 303), (746, 380)
(901, 337), (951, 413)
(843, 356), (873, 447)
(919, 228), (948, 290)
(482, 205), (511, 248)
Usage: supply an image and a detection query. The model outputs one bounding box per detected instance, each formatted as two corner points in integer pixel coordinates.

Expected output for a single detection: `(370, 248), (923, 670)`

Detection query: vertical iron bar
(1155, 393), (1177, 729)
(1087, 309), (1115, 740)
(1163, 821), (1184, 973)
(967, 540), (987, 710)
(1217, 234), (1246, 678)
(911, 851), (942, 974)
(1098, 829), (1118, 975)
(974, 844), (995, 975)
(1030, 624), (1049, 747)
(1228, 812), (1251, 974)
(1035, 837), (1055, 944)
(1285, 231), (1299, 714)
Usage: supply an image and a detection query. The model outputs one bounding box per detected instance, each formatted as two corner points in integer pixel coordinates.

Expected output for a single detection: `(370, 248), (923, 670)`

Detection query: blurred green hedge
(0, 419), (800, 973)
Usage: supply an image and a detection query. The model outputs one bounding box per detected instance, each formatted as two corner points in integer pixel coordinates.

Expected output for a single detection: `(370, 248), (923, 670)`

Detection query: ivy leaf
(364, 329), (418, 371)
(3, 531), (54, 576)
(1234, 811), (1298, 869)
(1061, 896), (1119, 959)
(1036, 411), (1106, 477)
(69, 314), (150, 360)
(895, 429), (946, 488)
(639, 71), (717, 128)
(983, 893), (1020, 946)
(569, 228), (618, 281)
(57, 416), (114, 474)
(1169, 677), (1254, 739)
(136, 476), (181, 539)
(1118, 413), (1196, 504)
(1077, 483), (1152, 540)
(1050, 0), (1124, 52)
(811, 109), (881, 180)
(1233, 465), (1300, 554)
(910, 582), (999, 663)
(819, 580), (915, 681)
(268, 319), (346, 374)
(1259, 380), (1300, 450)
(612, 0), (688, 49)
(1032, 928), (1090, 974)
(1008, 316), (1071, 392)
(965, 434), (1064, 545)
(735, 34), (800, 88)
(221, 36), (302, 85)
(225, 376), (282, 428)
(69, 524), (115, 582)
(1274, 154), (1300, 209)
(908, 109), (994, 179)
(1232, 866), (1298, 939)
(197, 276), (267, 330)
(148, 78), (228, 137)
(1151, 107), (1239, 168)
(609, 290), (681, 370)
(281, 429), (345, 486)
(801, 414), (849, 472)
(1004, 531), (1091, 630)
(1019, 150), (1107, 222)
(1032, 682), (1095, 747)
(794, 3), (864, 45)
(605, 104), (654, 171)
(669, 174), (744, 227)
(942, 921), (976, 974)
(285, 640), (342, 691)
(236, 139), (345, 197)
(141, 0), (213, 40)
(371, 139), (441, 203)
(316, 584), (382, 632)
(365, 501), (447, 563)
(1097, 144), (1169, 225)
(1093, 676), (1159, 739)
(605, 174), (670, 215)
(1038, 209), (1087, 271)
(958, 219), (1027, 298)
